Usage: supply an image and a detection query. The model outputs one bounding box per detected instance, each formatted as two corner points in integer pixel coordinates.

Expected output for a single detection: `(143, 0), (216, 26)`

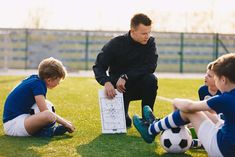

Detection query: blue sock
(149, 110), (188, 135)
(44, 121), (56, 128)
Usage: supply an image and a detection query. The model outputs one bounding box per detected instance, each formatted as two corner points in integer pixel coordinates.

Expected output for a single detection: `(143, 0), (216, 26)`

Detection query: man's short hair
(38, 57), (67, 80)
(130, 13), (152, 29)
(212, 53), (235, 83)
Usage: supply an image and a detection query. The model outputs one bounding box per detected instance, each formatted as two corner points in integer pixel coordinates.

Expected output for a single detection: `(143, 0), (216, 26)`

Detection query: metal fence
(0, 28), (234, 73)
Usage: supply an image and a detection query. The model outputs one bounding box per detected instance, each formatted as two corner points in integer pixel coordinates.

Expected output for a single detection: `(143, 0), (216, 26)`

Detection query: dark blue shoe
(33, 127), (54, 137)
(143, 106), (160, 124)
(133, 114), (155, 143)
(33, 124), (67, 137)
(53, 125), (68, 136)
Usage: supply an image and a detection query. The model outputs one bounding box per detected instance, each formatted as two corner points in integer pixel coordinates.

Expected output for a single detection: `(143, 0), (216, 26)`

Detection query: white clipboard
(98, 89), (127, 134)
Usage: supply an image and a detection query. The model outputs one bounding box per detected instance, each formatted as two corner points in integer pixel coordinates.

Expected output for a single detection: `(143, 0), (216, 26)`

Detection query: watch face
(121, 74), (127, 80)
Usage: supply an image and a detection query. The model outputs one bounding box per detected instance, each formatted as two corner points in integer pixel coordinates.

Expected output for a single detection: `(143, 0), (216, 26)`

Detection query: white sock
(148, 126), (152, 135)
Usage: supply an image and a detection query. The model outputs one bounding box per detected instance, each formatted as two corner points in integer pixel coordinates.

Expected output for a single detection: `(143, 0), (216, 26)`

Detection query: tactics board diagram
(99, 89), (126, 134)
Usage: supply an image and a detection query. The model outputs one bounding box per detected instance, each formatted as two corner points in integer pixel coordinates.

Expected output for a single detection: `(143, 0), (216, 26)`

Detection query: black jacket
(93, 31), (158, 86)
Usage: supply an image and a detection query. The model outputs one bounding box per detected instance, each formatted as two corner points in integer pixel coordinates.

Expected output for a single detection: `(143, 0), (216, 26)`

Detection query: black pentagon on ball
(171, 127), (181, 133)
(52, 106), (56, 113)
(164, 139), (172, 148)
(179, 139), (188, 148)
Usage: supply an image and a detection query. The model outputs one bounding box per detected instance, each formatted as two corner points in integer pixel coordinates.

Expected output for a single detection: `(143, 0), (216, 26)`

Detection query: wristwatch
(120, 74), (128, 81)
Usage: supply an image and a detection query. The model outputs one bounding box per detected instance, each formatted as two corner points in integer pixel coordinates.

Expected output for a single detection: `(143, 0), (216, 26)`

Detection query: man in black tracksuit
(93, 13), (158, 127)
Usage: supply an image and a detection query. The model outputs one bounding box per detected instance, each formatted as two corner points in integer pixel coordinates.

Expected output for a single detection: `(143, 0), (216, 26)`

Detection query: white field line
(0, 70), (204, 78)
(157, 96), (173, 103)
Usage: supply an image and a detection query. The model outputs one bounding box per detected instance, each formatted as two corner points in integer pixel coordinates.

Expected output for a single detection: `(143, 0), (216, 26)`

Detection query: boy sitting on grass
(198, 62), (221, 101)
(3, 57), (75, 137)
(189, 61), (222, 141)
(134, 53), (235, 156)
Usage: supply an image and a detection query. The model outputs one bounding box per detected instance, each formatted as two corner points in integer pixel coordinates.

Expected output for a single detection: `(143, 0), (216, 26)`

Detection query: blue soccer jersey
(207, 88), (235, 156)
(198, 85), (221, 101)
(3, 75), (47, 123)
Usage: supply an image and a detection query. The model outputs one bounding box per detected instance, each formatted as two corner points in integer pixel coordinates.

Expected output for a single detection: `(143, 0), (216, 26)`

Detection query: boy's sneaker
(190, 139), (204, 149)
(33, 127), (54, 137)
(53, 125), (68, 136)
(143, 106), (160, 124)
(33, 124), (67, 137)
(133, 114), (155, 143)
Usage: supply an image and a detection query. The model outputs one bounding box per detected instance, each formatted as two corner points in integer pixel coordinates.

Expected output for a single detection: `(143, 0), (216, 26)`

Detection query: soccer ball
(30, 99), (55, 114)
(160, 126), (192, 153)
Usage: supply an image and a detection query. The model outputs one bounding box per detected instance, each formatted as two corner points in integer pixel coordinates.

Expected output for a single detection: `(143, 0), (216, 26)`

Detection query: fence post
(25, 29), (29, 70)
(179, 33), (184, 73)
(213, 33), (219, 60)
(3, 30), (10, 71)
(85, 31), (89, 70)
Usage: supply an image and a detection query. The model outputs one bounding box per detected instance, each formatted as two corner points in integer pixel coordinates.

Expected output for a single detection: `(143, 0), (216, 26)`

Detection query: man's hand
(116, 78), (126, 93)
(104, 82), (116, 99)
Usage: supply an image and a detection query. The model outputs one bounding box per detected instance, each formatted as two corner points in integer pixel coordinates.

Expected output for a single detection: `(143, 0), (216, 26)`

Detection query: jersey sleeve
(30, 80), (47, 96)
(92, 38), (117, 85)
(207, 95), (225, 114)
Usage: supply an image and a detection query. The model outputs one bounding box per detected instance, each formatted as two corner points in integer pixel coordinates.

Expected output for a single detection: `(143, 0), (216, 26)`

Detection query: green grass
(0, 76), (207, 157)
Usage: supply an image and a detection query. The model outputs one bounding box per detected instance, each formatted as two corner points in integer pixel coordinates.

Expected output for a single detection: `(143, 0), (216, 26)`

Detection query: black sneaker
(133, 114), (155, 143)
(143, 106), (159, 124)
(126, 114), (132, 128)
(33, 127), (54, 137)
(33, 124), (67, 137)
(53, 125), (68, 136)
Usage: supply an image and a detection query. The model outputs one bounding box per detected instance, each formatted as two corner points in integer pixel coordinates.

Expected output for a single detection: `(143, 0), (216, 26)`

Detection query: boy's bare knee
(180, 111), (202, 122)
(182, 111), (207, 123)
(42, 110), (56, 123)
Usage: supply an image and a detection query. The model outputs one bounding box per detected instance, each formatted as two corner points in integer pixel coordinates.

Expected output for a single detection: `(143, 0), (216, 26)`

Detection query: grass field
(0, 76), (208, 157)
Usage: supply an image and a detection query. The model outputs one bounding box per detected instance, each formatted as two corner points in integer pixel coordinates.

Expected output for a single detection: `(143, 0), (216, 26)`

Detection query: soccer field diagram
(99, 89), (127, 133)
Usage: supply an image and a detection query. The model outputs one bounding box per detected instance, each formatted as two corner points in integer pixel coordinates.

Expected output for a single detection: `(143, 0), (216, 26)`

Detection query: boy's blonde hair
(207, 61), (214, 70)
(38, 57), (67, 80)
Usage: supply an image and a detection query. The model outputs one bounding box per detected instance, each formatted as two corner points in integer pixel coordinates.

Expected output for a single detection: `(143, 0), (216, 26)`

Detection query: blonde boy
(3, 57), (75, 137)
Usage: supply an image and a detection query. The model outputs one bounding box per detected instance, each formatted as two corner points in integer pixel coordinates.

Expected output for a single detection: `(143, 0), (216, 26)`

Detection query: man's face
(131, 24), (151, 45)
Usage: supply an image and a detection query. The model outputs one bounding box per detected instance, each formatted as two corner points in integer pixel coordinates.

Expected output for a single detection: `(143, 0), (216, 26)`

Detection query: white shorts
(3, 114), (30, 136)
(198, 119), (224, 157)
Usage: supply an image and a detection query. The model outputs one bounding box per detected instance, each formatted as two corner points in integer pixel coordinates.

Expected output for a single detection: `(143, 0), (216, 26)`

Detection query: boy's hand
(64, 122), (75, 133)
(56, 114), (75, 133)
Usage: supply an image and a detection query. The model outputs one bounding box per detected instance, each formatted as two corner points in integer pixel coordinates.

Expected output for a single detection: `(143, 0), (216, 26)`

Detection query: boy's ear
(45, 78), (51, 84)
(221, 76), (227, 84)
